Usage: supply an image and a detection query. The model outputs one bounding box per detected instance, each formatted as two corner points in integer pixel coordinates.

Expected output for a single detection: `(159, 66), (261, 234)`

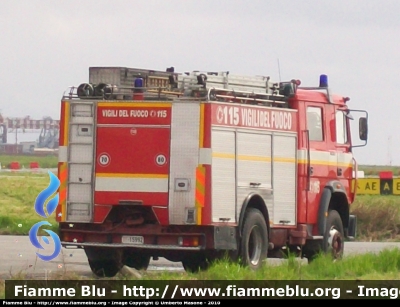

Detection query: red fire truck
(56, 67), (368, 277)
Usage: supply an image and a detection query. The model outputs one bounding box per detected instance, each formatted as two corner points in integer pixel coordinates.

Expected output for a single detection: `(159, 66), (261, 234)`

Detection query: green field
(361, 165), (400, 177)
(1, 171), (400, 240)
(0, 154), (57, 169)
(0, 173), (57, 235)
(1, 153), (400, 175)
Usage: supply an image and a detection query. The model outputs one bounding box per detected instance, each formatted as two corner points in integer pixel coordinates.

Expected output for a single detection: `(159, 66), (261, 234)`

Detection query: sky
(0, 0), (399, 166)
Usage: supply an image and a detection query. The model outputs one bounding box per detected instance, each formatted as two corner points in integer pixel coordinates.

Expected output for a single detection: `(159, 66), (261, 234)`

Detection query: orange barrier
(9, 161), (20, 170)
(30, 162), (39, 169)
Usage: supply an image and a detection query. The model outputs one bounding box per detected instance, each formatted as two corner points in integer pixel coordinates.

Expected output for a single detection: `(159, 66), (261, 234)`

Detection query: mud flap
(347, 215), (357, 239)
(317, 188), (332, 236)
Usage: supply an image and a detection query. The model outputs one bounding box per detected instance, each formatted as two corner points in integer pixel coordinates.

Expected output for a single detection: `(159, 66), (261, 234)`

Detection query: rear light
(178, 236), (199, 247)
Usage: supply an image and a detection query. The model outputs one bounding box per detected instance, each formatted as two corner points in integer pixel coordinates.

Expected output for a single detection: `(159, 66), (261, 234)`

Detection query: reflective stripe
(58, 146), (68, 162)
(96, 173), (167, 178)
(61, 101), (69, 146)
(95, 177), (168, 192)
(298, 149), (353, 166)
(199, 148), (212, 165)
(195, 166), (206, 225)
(212, 149), (353, 166)
(199, 103), (205, 148)
(58, 162), (67, 222)
(98, 102), (171, 108)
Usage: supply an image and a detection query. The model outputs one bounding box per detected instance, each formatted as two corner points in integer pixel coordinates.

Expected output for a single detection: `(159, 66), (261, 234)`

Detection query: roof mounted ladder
(177, 70), (294, 106)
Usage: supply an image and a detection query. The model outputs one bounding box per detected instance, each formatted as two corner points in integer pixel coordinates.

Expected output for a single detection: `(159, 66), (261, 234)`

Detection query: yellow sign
(393, 179), (400, 195)
(356, 178), (380, 195)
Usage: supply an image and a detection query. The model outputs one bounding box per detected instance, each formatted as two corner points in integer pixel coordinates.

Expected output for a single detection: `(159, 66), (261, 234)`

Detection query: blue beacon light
(133, 77), (144, 100)
(134, 78), (143, 88)
(319, 74), (328, 87)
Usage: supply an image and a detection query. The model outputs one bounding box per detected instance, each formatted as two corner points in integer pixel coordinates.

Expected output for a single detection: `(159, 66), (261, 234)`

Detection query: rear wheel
(84, 247), (123, 278)
(88, 259), (122, 278)
(182, 253), (210, 273)
(123, 251), (151, 270)
(239, 208), (268, 270)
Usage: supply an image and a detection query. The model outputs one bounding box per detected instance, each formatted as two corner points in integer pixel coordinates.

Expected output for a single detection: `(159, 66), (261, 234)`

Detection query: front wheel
(239, 208), (268, 270)
(323, 210), (344, 259)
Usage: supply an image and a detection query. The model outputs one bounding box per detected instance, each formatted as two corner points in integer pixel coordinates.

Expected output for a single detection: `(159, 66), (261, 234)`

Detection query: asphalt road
(1, 236), (400, 279)
(0, 236), (182, 279)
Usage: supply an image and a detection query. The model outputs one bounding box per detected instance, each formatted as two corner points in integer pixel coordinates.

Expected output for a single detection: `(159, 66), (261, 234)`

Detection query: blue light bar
(319, 74), (328, 87)
(134, 78), (143, 88)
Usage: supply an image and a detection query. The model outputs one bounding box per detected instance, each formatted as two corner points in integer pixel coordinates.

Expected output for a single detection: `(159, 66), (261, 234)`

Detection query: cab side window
(307, 107), (323, 141)
(335, 110), (348, 144)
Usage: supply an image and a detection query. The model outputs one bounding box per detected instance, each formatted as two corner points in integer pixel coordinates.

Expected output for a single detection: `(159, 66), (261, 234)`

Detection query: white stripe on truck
(58, 146), (68, 162)
(95, 177), (168, 192)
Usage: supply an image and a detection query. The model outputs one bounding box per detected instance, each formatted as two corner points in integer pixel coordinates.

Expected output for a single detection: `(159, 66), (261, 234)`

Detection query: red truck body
(56, 67), (368, 276)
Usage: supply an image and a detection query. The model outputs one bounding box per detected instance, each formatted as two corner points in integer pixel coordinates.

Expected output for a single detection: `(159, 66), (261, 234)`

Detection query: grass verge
(1, 248), (400, 299)
(351, 195), (400, 241)
(0, 154), (57, 169)
(0, 174), (399, 241)
(0, 173), (58, 235)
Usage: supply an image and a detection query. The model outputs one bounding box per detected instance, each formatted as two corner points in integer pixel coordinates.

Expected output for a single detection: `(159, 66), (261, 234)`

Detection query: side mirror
(359, 117), (368, 141)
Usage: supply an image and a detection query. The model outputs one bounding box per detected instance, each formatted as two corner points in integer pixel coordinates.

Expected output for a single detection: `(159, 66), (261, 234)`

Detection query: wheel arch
(318, 181), (350, 236)
(238, 193), (270, 238)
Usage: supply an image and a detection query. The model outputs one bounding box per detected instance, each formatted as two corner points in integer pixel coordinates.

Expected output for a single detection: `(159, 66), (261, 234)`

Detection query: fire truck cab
(56, 67), (368, 277)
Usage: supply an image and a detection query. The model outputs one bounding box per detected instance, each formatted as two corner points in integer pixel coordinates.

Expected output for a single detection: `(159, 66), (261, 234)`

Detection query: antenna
(277, 58), (281, 82)
(387, 135), (392, 166)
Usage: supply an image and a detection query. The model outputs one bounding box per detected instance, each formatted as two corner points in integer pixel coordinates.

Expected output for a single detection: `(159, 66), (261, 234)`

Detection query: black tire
(302, 241), (321, 262)
(182, 253), (210, 273)
(88, 259), (122, 278)
(123, 252), (151, 270)
(303, 210), (345, 262)
(322, 209), (344, 259)
(239, 208), (268, 270)
(84, 247), (123, 278)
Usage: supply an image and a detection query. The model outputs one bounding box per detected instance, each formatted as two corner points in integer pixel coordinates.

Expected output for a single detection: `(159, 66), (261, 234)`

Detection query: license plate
(122, 236), (144, 245)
